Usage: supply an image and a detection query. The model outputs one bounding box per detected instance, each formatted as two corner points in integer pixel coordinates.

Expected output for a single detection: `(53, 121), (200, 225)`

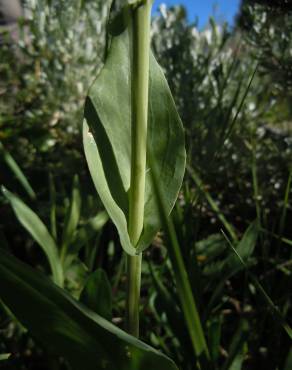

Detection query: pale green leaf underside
(83, 22), (185, 255)
(0, 250), (178, 370)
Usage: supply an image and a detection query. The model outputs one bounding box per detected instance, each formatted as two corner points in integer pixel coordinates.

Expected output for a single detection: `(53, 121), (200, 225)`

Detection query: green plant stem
(126, 254), (142, 337)
(128, 1), (151, 245)
(150, 153), (211, 369)
(164, 222), (211, 368)
(126, 0), (152, 338)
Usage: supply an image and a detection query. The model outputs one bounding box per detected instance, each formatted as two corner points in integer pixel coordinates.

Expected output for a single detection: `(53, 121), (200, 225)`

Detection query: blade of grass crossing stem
(222, 230), (292, 340)
(149, 152), (211, 369)
(187, 166), (237, 242)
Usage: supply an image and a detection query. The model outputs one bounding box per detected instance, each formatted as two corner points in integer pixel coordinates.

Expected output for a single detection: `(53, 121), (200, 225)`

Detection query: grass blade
(188, 166), (237, 242)
(0, 141), (36, 200)
(222, 230), (292, 340)
(221, 319), (249, 370)
(149, 152), (212, 369)
(2, 187), (63, 287)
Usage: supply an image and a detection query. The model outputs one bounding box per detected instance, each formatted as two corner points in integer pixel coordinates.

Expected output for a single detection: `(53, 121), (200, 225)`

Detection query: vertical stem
(126, 254), (142, 337)
(149, 153), (211, 369)
(128, 0), (151, 245)
(127, 0), (152, 337)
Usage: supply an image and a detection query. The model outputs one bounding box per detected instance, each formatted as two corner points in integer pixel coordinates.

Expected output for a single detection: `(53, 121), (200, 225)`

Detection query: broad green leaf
(61, 175), (82, 256)
(0, 250), (178, 370)
(0, 142), (36, 200)
(80, 269), (112, 320)
(1, 187), (63, 286)
(83, 10), (185, 255)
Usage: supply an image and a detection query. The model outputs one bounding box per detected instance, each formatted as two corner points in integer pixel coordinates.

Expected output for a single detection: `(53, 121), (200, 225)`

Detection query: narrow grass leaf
(1, 187), (63, 287)
(0, 141), (36, 200)
(188, 166), (237, 242)
(207, 316), (222, 362)
(221, 65), (258, 147)
(221, 319), (249, 370)
(148, 262), (193, 360)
